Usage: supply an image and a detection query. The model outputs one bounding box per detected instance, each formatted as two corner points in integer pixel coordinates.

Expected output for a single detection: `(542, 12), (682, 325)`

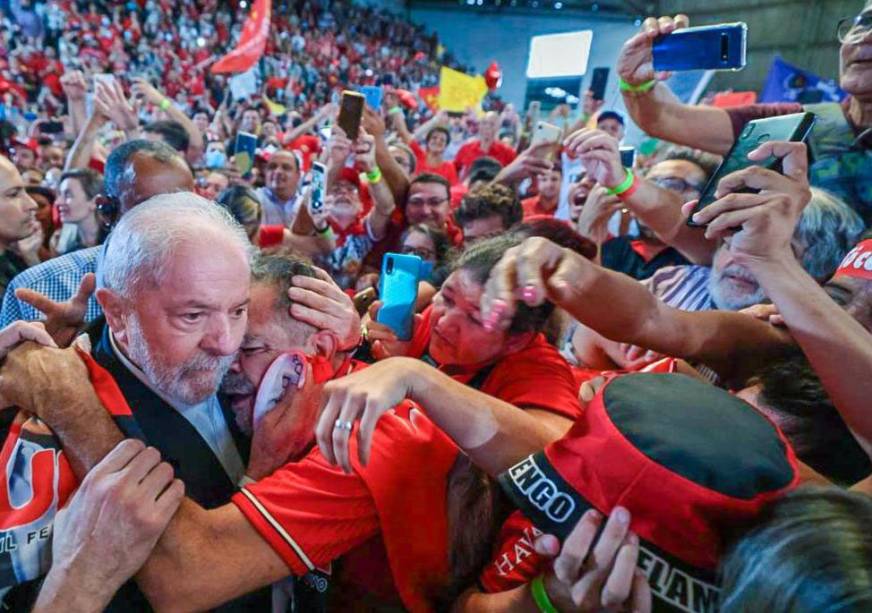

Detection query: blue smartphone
(653, 23), (747, 72)
(376, 253), (423, 341)
(360, 85), (383, 110)
(234, 131), (258, 178)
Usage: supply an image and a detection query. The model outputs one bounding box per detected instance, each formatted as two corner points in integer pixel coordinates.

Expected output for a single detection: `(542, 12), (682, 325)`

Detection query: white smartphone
(94, 73), (117, 91)
(310, 161), (327, 213)
(531, 121), (562, 147)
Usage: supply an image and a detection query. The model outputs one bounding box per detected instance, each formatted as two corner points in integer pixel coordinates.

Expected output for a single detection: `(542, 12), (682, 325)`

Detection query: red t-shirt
(257, 224), (285, 248)
(453, 139), (517, 179)
(407, 306), (582, 421)
(410, 140), (459, 185)
(232, 407), (458, 612)
(521, 195), (558, 220)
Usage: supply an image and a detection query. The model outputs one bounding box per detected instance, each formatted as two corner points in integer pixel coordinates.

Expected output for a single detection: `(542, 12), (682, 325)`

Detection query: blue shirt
(0, 246), (102, 327)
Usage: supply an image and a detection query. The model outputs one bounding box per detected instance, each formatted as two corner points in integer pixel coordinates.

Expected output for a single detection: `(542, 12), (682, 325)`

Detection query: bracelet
(605, 168), (635, 196)
(365, 167), (383, 183)
(618, 77), (656, 94)
(159, 98), (171, 111)
(388, 106), (403, 115)
(530, 575), (558, 613)
(315, 224), (334, 238)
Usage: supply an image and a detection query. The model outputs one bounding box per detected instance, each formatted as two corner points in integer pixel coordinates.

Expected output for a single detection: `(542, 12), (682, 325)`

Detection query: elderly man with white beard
(68, 192), (271, 610)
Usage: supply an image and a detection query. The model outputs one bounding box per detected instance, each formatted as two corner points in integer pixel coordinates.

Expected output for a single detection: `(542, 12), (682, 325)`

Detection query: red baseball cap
(835, 238), (872, 281)
(498, 373), (800, 612)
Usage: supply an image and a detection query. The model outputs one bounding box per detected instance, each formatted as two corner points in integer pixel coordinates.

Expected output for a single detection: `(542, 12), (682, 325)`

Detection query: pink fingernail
(614, 506), (630, 525)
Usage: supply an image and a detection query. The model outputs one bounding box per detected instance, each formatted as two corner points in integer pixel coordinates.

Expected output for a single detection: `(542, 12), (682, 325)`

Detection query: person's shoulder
(8, 246), (99, 287)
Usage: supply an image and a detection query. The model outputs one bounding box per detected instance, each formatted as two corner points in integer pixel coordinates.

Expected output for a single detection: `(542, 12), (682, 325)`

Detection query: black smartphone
(653, 23), (747, 72)
(337, 90), (365, 140)
(589, 67), (609, 101)
(619, 146), (636, 169)
(687, 112), (816, 227)
(40, 120), (65, 134)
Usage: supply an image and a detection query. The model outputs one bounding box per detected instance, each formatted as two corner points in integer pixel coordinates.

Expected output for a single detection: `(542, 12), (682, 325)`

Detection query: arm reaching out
(617, 15), (735, 155)
(691, 141), (872, 455)
(479, 237), (793, 386)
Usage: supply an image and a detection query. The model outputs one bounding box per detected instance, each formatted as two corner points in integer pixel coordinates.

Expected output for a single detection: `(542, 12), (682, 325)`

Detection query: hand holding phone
(617, 14), (689, 88)
(687, 113), (815, 227)
(530, 121), (562, 160)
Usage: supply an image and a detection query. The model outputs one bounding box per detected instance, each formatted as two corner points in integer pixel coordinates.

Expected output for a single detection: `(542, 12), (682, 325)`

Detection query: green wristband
(316, 224), (334, 238)
(159, 98), (171, 111)
(530, 575), (558, 613)
(618, 77), (656, 93)
(605, 169), (635, 196)
(365, 167), (383, 183)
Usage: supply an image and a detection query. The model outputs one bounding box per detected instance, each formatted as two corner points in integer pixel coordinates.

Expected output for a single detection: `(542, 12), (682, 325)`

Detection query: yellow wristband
(530, 575), (558, 613)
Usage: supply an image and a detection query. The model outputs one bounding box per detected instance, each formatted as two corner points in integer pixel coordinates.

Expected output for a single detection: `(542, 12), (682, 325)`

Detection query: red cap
(499, 373), (800, 611)
(835, 239), (872, 281)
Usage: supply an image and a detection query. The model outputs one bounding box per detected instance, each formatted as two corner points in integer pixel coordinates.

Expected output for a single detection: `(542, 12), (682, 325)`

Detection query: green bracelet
(618, 77), (656, 93)
(160, 98), (171, 111)
(605, 168), (635, 196)
(388, 105), (403, 115)
(365, 167), (383, 183)
(316, 224), (334, 238)
(530, 575), (558, 613)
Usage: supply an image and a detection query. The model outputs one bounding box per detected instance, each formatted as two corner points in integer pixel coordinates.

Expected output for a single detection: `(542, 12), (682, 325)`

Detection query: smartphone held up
(652, 22), (747, 72)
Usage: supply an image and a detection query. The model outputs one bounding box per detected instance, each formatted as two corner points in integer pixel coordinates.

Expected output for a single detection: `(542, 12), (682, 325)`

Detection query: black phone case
(687, 112), (816, 227)
(590, 67), (609, 101)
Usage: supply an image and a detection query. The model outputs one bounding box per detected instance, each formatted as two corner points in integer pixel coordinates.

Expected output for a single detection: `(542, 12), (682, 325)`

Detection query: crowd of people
(1, 0), (872, 611)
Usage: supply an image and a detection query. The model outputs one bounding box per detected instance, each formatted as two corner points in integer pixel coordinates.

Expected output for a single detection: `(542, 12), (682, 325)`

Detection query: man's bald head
(101, 139), (194, 220)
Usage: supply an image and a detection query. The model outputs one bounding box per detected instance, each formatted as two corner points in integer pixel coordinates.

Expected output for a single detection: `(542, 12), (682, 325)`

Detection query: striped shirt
(642, 264), (715, 312)
(0, 246), (102, 327)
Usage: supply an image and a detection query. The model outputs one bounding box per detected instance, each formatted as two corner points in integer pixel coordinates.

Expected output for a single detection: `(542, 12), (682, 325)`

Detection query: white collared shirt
(109, 332), (246, 483)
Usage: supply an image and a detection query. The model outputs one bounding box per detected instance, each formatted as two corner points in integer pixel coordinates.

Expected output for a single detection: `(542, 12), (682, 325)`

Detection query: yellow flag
(264, 95), (286, 117)
(437, 67), (488, 113)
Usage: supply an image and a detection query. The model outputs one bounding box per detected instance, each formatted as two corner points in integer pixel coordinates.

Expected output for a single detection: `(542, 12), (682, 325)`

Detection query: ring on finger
(334, 418), (353, 432)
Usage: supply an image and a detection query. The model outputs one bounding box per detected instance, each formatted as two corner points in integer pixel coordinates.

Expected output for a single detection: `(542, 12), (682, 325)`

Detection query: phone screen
(337, 91), (365, 140)
(234, 132), (258, 177)
(310, 161), (326, 212)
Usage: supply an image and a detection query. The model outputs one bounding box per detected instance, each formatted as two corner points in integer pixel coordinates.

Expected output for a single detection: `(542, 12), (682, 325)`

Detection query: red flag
(211, 0), (272, 74)
(711, 91), (757, 108)
(419, 86), (440, 111)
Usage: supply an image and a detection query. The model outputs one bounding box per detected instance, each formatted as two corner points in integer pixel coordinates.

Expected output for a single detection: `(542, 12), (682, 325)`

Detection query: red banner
(211, 0), (272, 74)
(419, 86), (440, 111)
(711, 91), (757, 108)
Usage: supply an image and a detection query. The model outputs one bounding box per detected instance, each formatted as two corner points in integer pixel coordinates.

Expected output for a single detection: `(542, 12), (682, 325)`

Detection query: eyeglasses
(407, 197), (448, 208)
(838, 13), (872, 44)
(650, 176), (704, 194)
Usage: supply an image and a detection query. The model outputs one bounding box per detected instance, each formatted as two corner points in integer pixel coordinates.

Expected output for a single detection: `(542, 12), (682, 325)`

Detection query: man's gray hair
(102, 192), (253, 297)
(794, 188), (865, 282)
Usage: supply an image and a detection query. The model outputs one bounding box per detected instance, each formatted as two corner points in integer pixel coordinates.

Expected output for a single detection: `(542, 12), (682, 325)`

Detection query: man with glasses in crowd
(601, 147), (720, 280)
(404, 173), (464, 246)
(617, 1), (872, 223)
